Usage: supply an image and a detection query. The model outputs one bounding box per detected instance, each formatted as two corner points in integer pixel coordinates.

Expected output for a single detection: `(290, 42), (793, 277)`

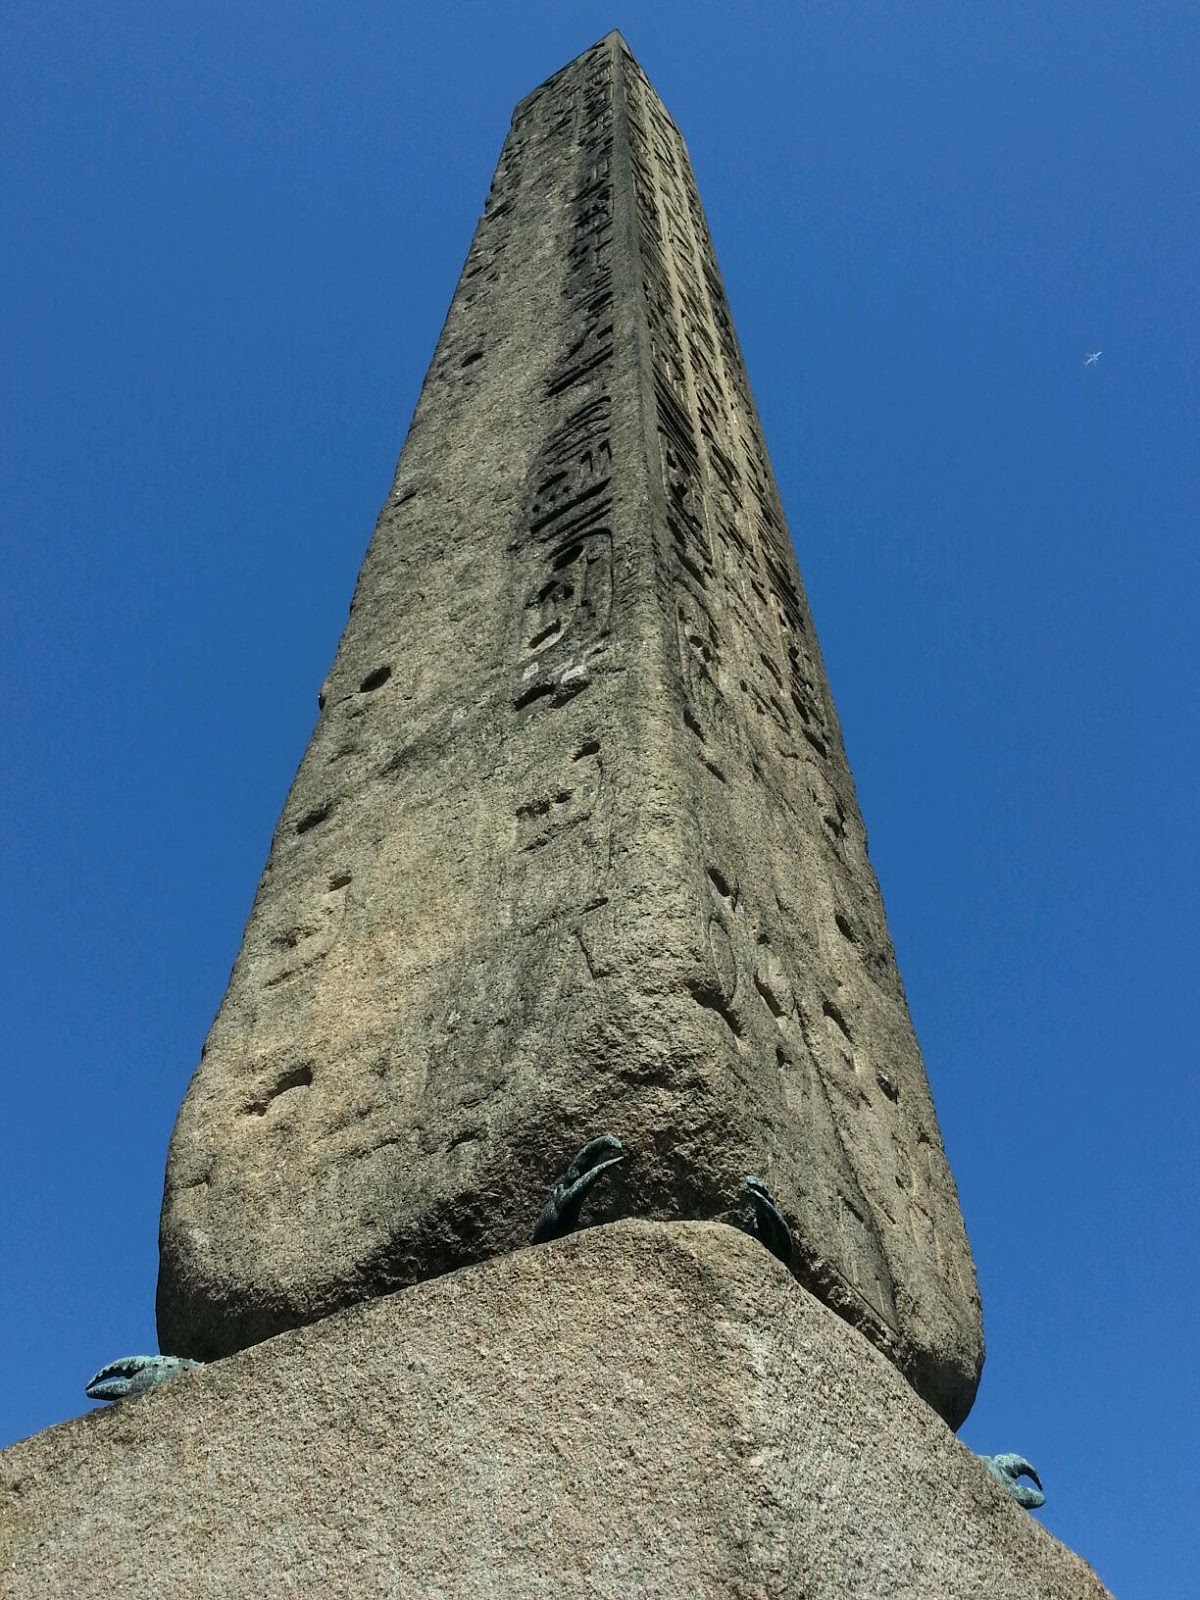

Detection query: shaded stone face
(157, 33), (983, 1426)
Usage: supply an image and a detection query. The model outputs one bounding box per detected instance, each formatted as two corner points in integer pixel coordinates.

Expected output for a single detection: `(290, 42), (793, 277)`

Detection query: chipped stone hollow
(156, 33), (983, 1428)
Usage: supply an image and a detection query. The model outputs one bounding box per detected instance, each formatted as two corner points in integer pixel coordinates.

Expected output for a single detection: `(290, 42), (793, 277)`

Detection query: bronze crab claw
(743, 1175), (793, 1265)
(978, 1453), (1046, 1510)
(531, 1133), (625, 1244)
(85, 1354), (203, 1403)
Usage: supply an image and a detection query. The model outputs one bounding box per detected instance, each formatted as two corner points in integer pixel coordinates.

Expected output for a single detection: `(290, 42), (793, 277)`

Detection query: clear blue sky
(3, 3), (1196, 1592)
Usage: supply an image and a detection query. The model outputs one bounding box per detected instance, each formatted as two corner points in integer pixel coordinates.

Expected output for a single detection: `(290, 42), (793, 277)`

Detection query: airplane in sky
(1084, 350), (1102, 366)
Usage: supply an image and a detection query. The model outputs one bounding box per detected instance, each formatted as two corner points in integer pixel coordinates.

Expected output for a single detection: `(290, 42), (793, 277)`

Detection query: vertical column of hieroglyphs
(487, 45), (632, 1142)
(617, 45), (980, 1419)
(503, 41), (617, 873)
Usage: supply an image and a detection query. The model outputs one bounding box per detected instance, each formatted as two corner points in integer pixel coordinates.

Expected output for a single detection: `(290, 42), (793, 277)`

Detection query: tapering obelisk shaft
(158, 34), (982, 1425)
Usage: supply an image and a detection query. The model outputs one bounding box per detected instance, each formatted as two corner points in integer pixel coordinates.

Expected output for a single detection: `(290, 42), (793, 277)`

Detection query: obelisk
(158, 33), (983, 1426)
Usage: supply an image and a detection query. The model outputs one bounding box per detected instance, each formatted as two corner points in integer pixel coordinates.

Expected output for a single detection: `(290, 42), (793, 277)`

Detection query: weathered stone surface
(157, 32), (983, 1425)
(4, 1225), (1106, 1599)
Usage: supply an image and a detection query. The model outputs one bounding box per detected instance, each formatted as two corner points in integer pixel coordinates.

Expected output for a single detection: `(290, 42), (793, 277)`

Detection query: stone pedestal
(2, 1225), (1107, 1599)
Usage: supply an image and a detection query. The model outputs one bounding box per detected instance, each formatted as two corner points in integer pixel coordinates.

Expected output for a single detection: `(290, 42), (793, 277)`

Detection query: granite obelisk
(157, 33), (983, 1426)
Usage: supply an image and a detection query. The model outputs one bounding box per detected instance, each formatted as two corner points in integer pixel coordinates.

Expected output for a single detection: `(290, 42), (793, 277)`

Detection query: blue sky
(2, 2), (1196, 1591)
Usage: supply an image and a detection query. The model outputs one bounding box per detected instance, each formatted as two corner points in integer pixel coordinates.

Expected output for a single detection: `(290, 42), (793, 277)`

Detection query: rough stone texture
(3, 1225), (1107, 1599)
(157, 32), (983, 1426)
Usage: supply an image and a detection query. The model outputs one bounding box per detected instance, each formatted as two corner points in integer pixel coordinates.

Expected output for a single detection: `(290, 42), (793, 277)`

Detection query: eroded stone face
(157, 34), (983, 1426)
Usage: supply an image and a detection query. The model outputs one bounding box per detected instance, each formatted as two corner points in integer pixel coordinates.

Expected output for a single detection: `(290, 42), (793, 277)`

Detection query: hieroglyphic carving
(510, 54), (616, 720)
(702, 849), (901, 1337)
(617, 45), (959, 1342)
(623, 49), (851, 805)
(503, 44), (619, 936)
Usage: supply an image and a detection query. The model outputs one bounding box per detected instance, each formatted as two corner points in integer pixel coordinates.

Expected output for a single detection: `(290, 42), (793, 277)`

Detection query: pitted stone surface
(157, 33), (983, 1425)
(4, 1225), (1105, 1599)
